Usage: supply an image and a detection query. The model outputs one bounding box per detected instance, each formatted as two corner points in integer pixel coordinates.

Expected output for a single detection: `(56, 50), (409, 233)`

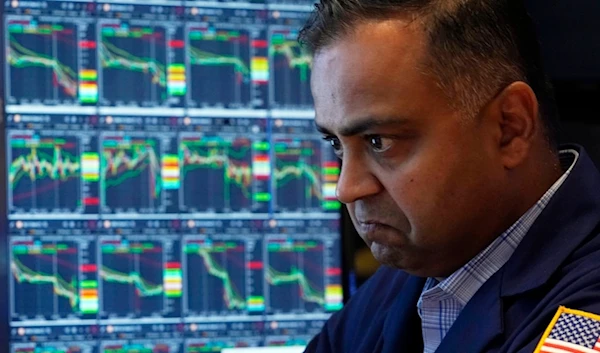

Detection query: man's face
(312, 20), (509, 277)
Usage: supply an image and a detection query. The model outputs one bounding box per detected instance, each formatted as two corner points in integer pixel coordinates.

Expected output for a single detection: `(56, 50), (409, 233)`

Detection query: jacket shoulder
(502, 226), (600, 353)
(304, 266), (411, 353)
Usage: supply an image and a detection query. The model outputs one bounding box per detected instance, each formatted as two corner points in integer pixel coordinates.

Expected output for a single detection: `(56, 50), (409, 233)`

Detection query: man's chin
(369, 242), (429, 276)
(370, 242), (406, 268)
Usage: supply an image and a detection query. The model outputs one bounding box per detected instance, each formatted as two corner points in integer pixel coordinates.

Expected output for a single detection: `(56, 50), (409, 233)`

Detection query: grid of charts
(3, 0), (343, 351)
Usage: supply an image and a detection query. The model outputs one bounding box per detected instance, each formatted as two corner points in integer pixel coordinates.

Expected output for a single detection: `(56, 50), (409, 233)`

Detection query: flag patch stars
(535, 306), (600, 353)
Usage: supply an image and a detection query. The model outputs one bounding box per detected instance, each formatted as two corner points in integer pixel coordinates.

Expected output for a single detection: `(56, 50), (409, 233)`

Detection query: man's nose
(335, 155), (383, 204)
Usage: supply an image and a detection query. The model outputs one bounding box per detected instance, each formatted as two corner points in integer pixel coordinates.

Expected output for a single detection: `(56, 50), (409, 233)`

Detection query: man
(299, 0), (600, 352)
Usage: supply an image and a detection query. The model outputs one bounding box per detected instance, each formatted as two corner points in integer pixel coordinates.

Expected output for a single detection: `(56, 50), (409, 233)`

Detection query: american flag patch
(534, 306), (600, 353)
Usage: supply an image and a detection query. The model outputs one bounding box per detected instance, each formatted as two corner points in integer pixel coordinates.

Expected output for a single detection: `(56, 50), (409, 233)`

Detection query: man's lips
(357, 220), (388, 231)
(358, 221), (390, 236)
(356, 221), (405, 247)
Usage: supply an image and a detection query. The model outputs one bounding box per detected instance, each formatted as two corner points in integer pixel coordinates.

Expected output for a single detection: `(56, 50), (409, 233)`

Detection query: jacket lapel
(435, 270), (504, 353)
(501, 146), (600, 297)
(381, 275), (427, 353)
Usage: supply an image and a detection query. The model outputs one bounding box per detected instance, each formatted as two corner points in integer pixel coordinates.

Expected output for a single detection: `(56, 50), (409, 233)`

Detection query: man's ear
(495, 81), (539, 170)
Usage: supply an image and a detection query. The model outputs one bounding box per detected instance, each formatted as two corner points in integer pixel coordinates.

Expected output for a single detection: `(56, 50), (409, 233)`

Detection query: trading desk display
(3, 0), (342, 352)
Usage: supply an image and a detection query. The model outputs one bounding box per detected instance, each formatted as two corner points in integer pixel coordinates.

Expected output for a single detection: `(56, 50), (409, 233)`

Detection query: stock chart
(179, 135), (270, 213)
(6, 16), (98, 107)
(269, 28), (313, 110)
(99, 20), (186, 108)
(3, 1), (343, 351)
(272, 119), (341, 214)
(99, 236), (182, 319)
(9, 133), (81, 213)
(10, 236), (98, 321)
(8, 127), (99, 216)
(266, 238), (326, 313)
(273, 139), (322, 212)
(187, 26), (252, 109)
(100, 135), (164, 214)
(183, 235), (264, 316)
(264, 221), (343, 316)
(185, 7), (269, 111)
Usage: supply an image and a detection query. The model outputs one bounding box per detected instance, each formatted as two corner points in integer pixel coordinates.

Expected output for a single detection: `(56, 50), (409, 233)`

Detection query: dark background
(345, 0), (600, 289)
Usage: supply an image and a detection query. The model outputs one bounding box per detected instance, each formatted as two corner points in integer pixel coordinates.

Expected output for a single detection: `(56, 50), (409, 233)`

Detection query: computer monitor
(0, 0), (346, 351)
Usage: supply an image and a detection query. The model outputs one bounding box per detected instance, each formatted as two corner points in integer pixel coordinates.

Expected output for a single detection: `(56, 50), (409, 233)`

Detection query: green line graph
(100, 25), (166, 88)
(266, 266), (325, 306)
(10, 138), (80, 188)
(99, 265), (163, 297)
(185, 242), (246, 310)
(100, 239), (171, 317)
(11, 257), (79, 309)
(102, 138), (162, 199)
(275, 160), (321, 198)
(188, 47), (250, 80)
(188, 29), (251, 81)
(267, 239), (327, 310)
(270, 32), (312, 82)
(274, 141), (322, 200)
(180, 139), (253, 200)
(7, 28), (78, 97)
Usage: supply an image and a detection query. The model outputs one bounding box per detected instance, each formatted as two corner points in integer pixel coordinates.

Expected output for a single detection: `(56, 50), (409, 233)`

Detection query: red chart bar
(252, 39), (268, 48)
(80, 40), (97, 49)
(247, 261), (263, 270)
(81, 264), (98, 272)
(169, 40), (184, 48)
(165, 262), (181, 269)
(84, 197), (100, 206)
(326, 268), (342, 276)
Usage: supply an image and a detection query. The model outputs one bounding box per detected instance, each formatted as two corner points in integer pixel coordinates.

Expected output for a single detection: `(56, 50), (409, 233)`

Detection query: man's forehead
(311, 21), (426, 95)
(314, 113), (414, 137)
(310, 19), (435, 137)
(315, 18), (423, 59)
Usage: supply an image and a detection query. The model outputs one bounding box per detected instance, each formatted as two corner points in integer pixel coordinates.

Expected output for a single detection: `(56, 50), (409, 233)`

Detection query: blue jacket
(306, 145), (600, 353)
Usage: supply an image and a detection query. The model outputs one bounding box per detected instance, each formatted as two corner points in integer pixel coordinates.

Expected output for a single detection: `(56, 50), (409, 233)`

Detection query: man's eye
(368, 135), (394, 153)
(323, 136), (341, 149)
(323, 136), (343, 156)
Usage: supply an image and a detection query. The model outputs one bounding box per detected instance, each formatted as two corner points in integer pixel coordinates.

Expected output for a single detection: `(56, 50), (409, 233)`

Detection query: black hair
(299, 0), (560, 150)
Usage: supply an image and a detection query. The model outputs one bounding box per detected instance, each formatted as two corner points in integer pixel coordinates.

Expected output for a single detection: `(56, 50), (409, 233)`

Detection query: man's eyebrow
(315, 117), (411, 137)
(315, 123), (333, 135)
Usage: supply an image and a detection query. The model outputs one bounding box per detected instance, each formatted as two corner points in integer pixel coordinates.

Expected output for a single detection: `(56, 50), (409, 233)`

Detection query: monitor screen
(1, 0), (344, 351)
